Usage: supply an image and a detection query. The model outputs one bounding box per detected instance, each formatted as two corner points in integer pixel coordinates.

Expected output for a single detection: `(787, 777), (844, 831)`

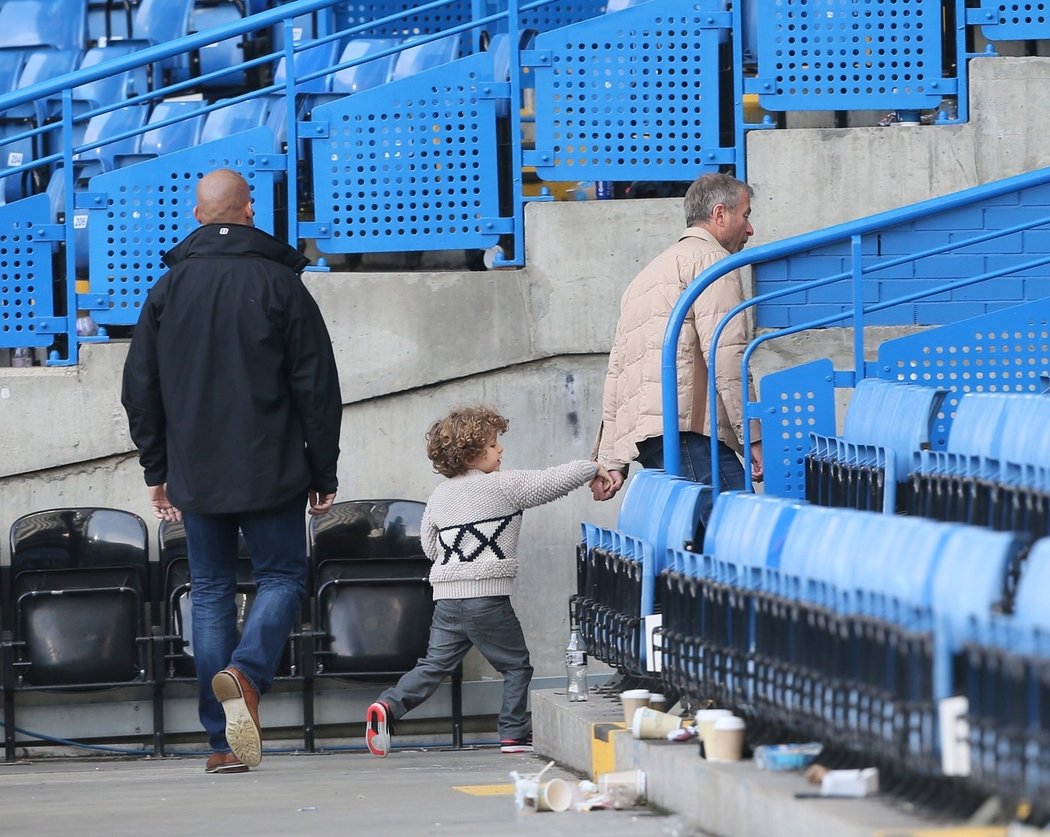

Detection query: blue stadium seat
(389, 33), (463, 81)
(10, 50), (82, 121)
(273, 38), (344, 95)
(0, 0), (87, 51)
(129, 0), (195, 46)
(113, 101), (206, 168)
(200, 98), (271, 145)
(270, 7), (336, 52)
(87, 0), (134, 44)
(191, 1), (248, 91)
(110, 0), (195, 87)
(61, 103), (146, 272)
(299, 38), (399, 120)
(331, 38), (399, 94)
(71, 45), (149, 117)
(0, 50), (27, 96)
(75, 104), (150, 177)
(0, 50), (81, 202)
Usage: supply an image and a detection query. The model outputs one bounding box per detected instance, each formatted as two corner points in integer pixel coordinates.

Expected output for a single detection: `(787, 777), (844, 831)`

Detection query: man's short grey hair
(683, 173), (754, 228)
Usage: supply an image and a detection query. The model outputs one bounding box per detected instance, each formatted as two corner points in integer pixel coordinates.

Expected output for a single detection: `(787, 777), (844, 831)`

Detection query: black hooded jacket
(122, 223), (342, 514)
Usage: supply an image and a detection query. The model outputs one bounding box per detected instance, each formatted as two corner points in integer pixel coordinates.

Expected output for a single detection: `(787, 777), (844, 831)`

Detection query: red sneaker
(366, 701), (392, 757)
(499, 735), (533, 754)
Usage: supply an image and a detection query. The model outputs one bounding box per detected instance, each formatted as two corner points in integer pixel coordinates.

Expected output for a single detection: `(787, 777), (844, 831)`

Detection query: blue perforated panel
(530, 0), (731, 182)
(85, 128), (277, 326)
(973, 0), (1050, 40)
(877, 297), (1050, 450)
(750, 0), (947, 111)
(308, 53), (505, 254)
(0, 194), (56, 348)
(756, 358), (838, 500)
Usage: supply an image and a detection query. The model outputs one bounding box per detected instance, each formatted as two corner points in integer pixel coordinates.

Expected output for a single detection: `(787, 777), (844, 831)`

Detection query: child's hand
(590, 465), (622, 501)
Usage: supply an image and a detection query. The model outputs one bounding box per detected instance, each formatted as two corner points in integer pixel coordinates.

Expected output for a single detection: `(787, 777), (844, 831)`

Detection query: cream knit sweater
(422, 460), (599, 600)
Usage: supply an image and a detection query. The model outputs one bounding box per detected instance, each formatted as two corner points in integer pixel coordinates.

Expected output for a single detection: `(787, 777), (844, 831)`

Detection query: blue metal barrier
(659, 166), (1050, 498)
(526, 0), (734, 183)
(968, 0), (1050, 41)
(304, 51), (507, 254)
(745, 0), (960, 115)
(84, 127), (279, 327)
(0, 194), (61, 352)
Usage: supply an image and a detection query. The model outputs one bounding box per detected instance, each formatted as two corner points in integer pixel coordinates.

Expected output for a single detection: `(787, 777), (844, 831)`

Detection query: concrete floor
(0, 744), (683, 837)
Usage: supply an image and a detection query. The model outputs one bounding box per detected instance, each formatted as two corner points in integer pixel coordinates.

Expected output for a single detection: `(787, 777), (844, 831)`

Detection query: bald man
(123, 169), (343, 774)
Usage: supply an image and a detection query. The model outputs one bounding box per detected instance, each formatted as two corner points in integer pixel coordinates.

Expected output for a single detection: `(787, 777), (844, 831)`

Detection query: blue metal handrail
(659, 165), (1050, 494)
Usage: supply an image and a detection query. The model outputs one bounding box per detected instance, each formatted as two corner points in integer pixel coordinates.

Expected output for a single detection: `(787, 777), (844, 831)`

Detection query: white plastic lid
(694, 708), (733, 722)
(713, 716), (745, 731)
(621, 689), (651, 699)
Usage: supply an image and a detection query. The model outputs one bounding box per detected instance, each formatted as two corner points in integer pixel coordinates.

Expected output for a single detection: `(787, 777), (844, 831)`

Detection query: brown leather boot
(212, 666), (262, 767)
(204, 751), (249, 774)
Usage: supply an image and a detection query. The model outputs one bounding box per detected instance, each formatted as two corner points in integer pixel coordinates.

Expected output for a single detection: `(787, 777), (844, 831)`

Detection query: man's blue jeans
(182, 493), (308, 753)
(635, 432), (746, 527)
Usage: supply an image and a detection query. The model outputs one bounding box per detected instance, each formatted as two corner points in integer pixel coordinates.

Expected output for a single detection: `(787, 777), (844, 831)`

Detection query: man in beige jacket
(591, 173), (763, 506)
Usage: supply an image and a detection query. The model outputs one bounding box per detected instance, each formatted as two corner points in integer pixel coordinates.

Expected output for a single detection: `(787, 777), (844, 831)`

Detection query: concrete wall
(1, 56), (1047, 692)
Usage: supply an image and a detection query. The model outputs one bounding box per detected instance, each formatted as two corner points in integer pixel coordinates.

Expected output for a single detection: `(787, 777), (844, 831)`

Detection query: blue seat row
(658, 491), (1029, 789)
(805, 378), (948, 513)
(907, 391), (1050, 536)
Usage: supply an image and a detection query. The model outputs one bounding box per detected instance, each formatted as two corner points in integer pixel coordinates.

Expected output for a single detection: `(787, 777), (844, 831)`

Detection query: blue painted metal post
(507, 0), (525, 266)
(61, 89), (78, 366)
(851, 234), (865, 379)
(284, 18), (300, 247)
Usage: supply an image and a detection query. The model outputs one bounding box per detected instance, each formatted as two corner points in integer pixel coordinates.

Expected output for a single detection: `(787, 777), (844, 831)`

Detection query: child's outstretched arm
(498, 460), (599, 510)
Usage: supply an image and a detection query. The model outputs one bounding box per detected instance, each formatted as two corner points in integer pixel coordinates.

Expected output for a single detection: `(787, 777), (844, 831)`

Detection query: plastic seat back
(390, 33), (462, 82)
(138, 100), (207, 158)
(72, 45), (148, 113)
(8, 507), (149, 687)
(0, 0), (86, 51)
(331, 38), (398, 94)
(201, 99), (271, 145)
(309, 499), (433, 674)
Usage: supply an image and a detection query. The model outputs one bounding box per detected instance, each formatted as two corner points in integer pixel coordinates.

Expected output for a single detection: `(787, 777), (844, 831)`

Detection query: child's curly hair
(426, 405), (510, 478)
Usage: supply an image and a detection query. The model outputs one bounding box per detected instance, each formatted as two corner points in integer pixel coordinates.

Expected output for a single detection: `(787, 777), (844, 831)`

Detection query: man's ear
(192, 206), (202, 223)
(711, 202), (726, 225)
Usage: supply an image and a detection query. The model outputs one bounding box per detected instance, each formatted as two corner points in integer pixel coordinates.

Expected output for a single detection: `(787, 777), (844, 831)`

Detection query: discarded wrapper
(820, 767), (879, 797)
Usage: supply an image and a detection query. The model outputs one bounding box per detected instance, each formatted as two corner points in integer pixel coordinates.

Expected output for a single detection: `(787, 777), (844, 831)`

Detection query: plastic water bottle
(10, 347), (32, 367)
(565, 628), (588, 701)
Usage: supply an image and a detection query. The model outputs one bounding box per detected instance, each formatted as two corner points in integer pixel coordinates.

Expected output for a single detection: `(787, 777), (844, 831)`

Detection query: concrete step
(531, 688), (981, 837)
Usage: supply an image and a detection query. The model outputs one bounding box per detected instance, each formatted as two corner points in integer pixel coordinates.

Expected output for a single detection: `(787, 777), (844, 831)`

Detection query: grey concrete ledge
(532, 688), (954, 837)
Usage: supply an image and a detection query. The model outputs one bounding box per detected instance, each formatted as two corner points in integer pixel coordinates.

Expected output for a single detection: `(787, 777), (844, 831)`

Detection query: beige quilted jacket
(593, 227), (761, 472)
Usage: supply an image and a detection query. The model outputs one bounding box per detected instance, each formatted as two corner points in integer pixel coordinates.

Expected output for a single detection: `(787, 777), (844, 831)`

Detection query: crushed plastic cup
(754, 743), (823, 772)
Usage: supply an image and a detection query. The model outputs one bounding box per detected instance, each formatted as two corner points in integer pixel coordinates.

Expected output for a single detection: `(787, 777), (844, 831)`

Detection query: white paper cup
(695, 708), (734, 753)
(648, 693), (668, 712)
(535, 778), (573, 812)
(620, 689), (652, 726)
(631, 706), (684, 739)
(597, 768), (646, 798)
(706, 715), (746, 761)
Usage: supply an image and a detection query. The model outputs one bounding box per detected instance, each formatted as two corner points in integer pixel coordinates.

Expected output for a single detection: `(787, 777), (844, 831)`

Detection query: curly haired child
(365, 405), (611, 755)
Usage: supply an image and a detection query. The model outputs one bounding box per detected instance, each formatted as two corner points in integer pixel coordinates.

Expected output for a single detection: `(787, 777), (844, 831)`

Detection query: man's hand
(148, 483), (182, 523)
(749, 441), (764, 484)
(591, 467), (624, 501)
(309, 490), (337, 516)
